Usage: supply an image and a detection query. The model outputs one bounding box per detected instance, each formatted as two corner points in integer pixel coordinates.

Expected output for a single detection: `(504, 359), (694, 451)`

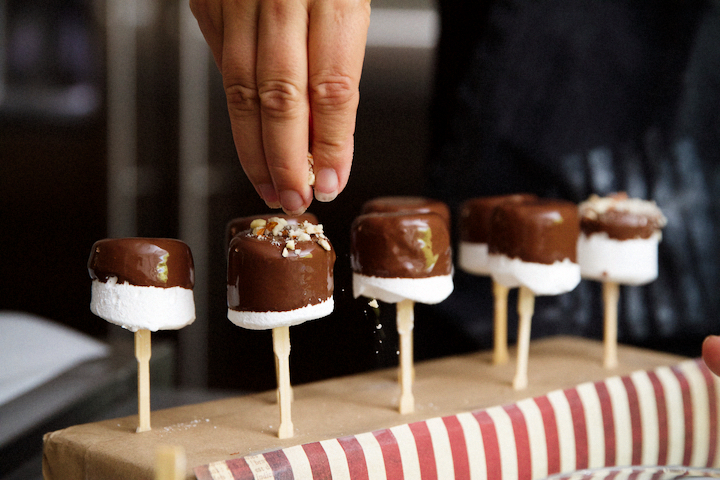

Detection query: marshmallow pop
(577, 193), (667, 368)
(488, 200), (580, 389)
(227, 217), (335, 438)
(351, 203), (453, 414)
(88, 238), (196, 432)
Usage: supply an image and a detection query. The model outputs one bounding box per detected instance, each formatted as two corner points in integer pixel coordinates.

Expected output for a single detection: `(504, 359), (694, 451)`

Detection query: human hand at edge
(703, 335), (720, 377)
(190, 0), (371, 215)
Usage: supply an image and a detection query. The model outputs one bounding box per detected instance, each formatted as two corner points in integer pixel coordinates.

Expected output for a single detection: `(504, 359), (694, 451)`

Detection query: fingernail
(314, 168), (339, 202)
(279, 190), (307, 215)
(258, 184), (280, 209)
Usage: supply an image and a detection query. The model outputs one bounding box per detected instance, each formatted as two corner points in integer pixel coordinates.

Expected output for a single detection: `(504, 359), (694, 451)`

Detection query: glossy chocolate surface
(225, 212), (319, 246)
(489, 200), (579, 264)
(361, 196), (451, 227)
(227, 230), (335, 313)
(88, 238), (194, 288)
(581, 211), (663, 240)
(350, 212), (452, 278)
(459, 194), (537, 243)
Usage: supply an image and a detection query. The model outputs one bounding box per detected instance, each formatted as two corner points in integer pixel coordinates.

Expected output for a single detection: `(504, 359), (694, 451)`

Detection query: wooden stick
(603, 281), (620, 369)
(155, 445), (186, 480)
(513, 286), (535, 390)
(396, 298), (415, 414)
(273, 326), (293, 439)
(275, 354), (293, 404)
(135, 329), (152, 432)
(492, 280), (510, 365)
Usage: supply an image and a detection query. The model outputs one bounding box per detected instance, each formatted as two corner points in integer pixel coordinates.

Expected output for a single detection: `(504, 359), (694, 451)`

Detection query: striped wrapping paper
(195, 359), (720, 480)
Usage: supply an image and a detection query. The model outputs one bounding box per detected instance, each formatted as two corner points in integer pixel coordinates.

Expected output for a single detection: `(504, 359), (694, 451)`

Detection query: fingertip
(258, 184), (281, 209)
(279, 189), (311, 216)
(314, 168), (339, 202)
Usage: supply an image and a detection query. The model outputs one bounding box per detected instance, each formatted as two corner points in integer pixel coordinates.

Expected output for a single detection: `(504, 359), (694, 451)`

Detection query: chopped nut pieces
(247, 217), (332, 257)
(579, 193), (667, 226)
(308, 153), (315, 186)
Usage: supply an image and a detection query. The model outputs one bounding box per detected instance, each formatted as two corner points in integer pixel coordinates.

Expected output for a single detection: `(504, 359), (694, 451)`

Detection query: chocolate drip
(227, 231), (335, 313)
(459, 194), (537, 243)
(88, 238), (195, 289)
(581, 211), (663, 240)
(351, 212), (453, 278)
(225, 212), (319, 246)
(489, 200), (579, 264)
(361, 196), (451, 227)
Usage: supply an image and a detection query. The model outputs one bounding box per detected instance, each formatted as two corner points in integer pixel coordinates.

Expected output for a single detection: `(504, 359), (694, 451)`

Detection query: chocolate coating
(361, 196), (451, 227)
(459, 194), (537, 243)
(350, 212), (453, 278)
(489, 200), (579, 264)
(581, 211), (663, 240)
(88, 238), (194, 289)
(227, 231), (335, 313)
(225, 212), (319, 246)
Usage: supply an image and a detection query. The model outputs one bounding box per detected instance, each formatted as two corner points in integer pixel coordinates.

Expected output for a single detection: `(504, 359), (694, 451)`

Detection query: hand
(703, 335), (720, 376)
(190, 0), (371, 214)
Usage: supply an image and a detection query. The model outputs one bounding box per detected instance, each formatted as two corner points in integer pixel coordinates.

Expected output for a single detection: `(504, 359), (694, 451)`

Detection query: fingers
(703, 335), (720, 377)
(256, 0), (313, 214)
(308, 0), (371, 202)
(191, 0), (370, 214)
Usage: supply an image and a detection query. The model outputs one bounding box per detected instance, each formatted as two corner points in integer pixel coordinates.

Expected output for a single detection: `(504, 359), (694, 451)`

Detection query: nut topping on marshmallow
(578, 193), (666, 285)
(579, 193), (667, 240)
(227, 218), (336, 329)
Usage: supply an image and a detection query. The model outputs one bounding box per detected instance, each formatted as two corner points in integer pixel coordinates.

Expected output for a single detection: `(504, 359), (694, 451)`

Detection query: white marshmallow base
(227, 297), (334, 330)
(458, 242), (491, 276)
(352, 272), (454, 304)
(489, 254), (580, 295)
(90, 278), (195, 332)
(577, 231), (660, 285)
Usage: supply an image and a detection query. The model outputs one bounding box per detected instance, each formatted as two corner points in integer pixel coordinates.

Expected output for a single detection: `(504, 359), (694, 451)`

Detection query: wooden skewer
(135, 329), (152, 432)
(273, 326), (293, 439)
(275, 353), (293, 404)
(513, 286), (535, 390)
(603, 281), (620, 369)
(396, 298), (415, 414)
(155, 445), (186, 480)
(492, 280), (510, 365)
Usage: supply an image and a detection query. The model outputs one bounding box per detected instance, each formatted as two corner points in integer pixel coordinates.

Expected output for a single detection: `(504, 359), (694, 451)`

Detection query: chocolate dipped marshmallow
(578, 193), (666, 285)
(88, 238), (196, 332)
(351, 211), (453, 304)
(489, 200), (581, 295)
(227, 217), (335, 330)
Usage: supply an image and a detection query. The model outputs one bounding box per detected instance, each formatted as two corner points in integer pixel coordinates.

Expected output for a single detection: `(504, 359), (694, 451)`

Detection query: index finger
(257, 0), (313, 215)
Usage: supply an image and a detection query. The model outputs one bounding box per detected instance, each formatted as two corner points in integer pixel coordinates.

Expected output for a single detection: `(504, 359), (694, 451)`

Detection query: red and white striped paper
(195, 359), (720, 480)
